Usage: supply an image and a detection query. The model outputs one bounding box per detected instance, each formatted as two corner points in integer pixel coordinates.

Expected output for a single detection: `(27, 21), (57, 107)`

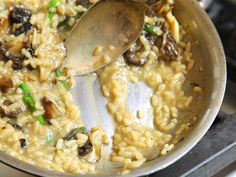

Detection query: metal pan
(0, 0), (226, 176)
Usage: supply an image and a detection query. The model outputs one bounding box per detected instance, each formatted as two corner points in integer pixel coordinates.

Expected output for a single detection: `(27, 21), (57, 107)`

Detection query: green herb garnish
(19, 83), (46, 125)
(48, 0), (60, 22)
(55, 68), (69, 90)
(144, 23), (158, 36)
(48, 0), (60, 9)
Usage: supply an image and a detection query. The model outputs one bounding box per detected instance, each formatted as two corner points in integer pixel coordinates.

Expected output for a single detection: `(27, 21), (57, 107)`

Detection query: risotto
(0, 0), (204, 175)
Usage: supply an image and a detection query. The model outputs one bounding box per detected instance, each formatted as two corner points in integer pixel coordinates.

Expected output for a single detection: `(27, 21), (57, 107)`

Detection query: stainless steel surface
(0, 0), (226, 176)
(63, 0), (147, 76)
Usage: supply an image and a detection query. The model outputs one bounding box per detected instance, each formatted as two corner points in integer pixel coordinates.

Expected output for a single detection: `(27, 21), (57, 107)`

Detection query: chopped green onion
(37, 115), (47, 125)
(55, 68), (69, 90)
(78, 127), (87, 134)
(48, 12), (55, 21)
(144, 24), (158, 36)
(60, 80), (69, 90)
(48, 0), (60, 22)
(55, 68), (63, 77)
(0, 7), (8, 14)
(48, 0), (60, 9)
(19, 83), (46, 125)
(19, 83), (36, 112)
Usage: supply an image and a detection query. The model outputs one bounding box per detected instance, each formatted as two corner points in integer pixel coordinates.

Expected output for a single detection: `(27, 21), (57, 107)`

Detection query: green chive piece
(55, 68), (63, 77)
(19, 83), (36, 112)
(19, 83), (46, 125)
(55, 68), (69, 90)
(60, 80), (69, 90)
(0, 7), (9, 14)
(37, 115), (46, 125)
(78, 127), (87, 134)
(48, 0), (60, 9)
(48, 0), (60, 23)
(144, 24), (158, 36)
(48, 12), (55, 21)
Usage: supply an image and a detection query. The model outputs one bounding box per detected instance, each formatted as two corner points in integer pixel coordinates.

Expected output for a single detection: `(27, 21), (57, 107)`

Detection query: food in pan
(0, 0), (204, 175)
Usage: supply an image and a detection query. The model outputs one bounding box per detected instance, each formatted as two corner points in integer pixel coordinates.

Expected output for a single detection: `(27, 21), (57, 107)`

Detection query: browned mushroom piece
(82, 128), (108, 163)
(0, 76), (13, 93)
(4, 108), (22, 119)
(0, 42), (25, 70)
(123, 41), (148, 67)
(1, 108), (22, 118)
(42, 97), (60, 120)
(0, 108), (4, 117)
(123, 49), (147, 66)
(3, 99), (13, 106)
(0, 99), (24, 119)
(78, 139), (93, 157)
(161, 32), (179, 61)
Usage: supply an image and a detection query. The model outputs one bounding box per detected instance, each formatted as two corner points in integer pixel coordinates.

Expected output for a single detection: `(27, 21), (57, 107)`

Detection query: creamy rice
(0, 0), (204, 175)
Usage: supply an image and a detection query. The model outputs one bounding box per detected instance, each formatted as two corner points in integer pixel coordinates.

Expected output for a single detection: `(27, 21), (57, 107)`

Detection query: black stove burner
(207, 0), (236, 82)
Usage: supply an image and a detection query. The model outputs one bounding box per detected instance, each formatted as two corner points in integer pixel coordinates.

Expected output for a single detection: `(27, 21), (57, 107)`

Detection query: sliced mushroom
(0, 99), (23, 118)
(11, 55), (25, 70)
(42, 97), (60, 120)
(25, 42), (35, 57)
(78, 139), (93, 157)
(3, 99), (13, 106)
(161, 32), (179, 61)
(9, 7), (33, 36)
(123, 41), (147, 66)
(0, 42), (9, 63)
(19, 138), (27, 148)
(10, 7), (31, 24)
(14, 22), (32, 36)
(0, 105), (20, 118)
(81, 128), (108, 163)
(0, 108), (21, 118)
(0, 42), (25, 70)
(124, 50), (147, 66)
(0, 76), (13, 93)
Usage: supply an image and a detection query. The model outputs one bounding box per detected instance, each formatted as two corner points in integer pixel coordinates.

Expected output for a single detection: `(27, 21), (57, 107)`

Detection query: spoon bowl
(62, 0), (147, 76)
